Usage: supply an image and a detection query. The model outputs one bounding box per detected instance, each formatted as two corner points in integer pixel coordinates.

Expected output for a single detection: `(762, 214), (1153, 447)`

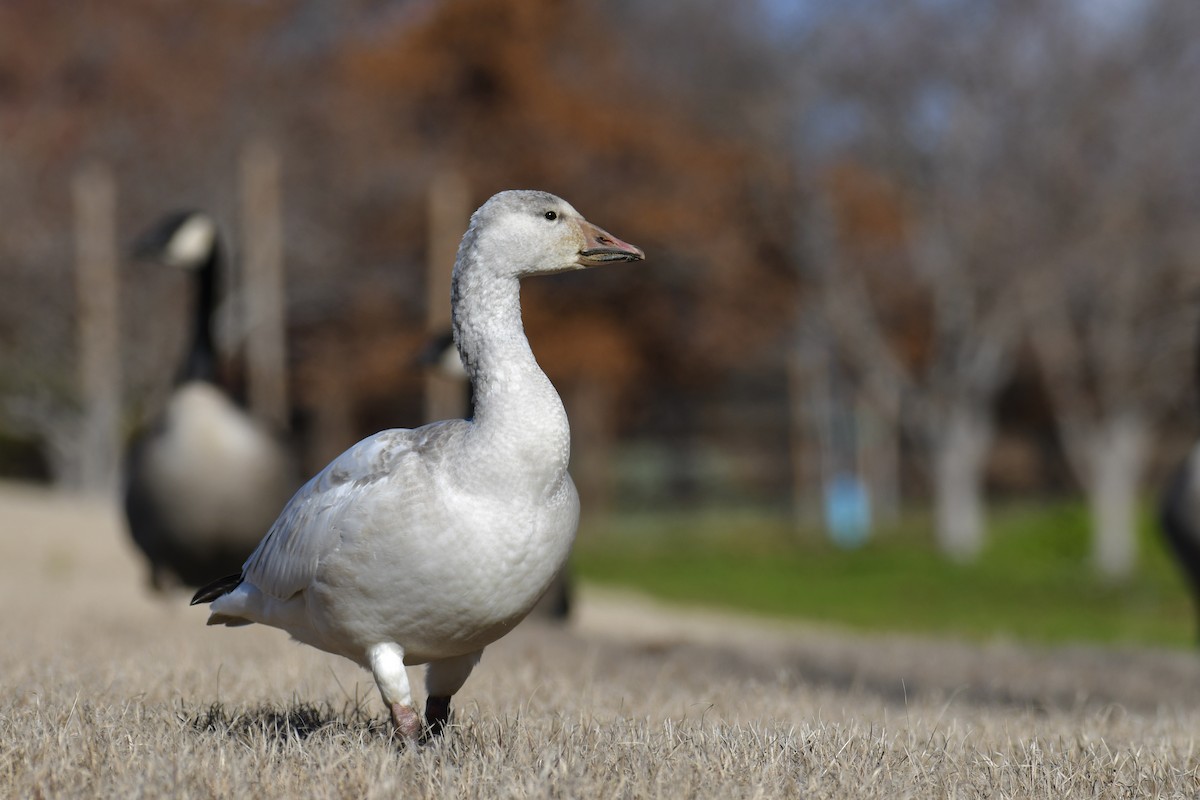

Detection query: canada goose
(1161, 455), (1200, 642)
(192, 191), (643, 741)
(1161, 330), (1200, 644)
(124, 211), (297, 591)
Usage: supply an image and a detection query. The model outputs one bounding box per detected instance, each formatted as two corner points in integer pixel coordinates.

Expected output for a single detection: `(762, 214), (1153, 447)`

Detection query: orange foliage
(1, 0), (801, 435)
(823, 162), (909, 250)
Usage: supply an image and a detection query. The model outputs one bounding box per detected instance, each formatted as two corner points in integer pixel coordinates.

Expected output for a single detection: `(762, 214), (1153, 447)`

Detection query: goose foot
(390, 702), (422, 742)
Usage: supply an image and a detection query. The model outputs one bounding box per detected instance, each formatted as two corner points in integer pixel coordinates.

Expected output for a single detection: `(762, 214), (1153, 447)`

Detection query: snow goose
(418, 326), (573, 621)
(192, 190), (644, 741)
(124, 211), (298, 591)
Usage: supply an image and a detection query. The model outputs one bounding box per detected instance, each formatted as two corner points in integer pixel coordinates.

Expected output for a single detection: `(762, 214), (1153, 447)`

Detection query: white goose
(192, 190), (644, 740)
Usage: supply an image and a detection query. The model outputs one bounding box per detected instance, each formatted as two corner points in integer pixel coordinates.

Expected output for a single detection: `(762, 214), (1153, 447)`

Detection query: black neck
(176, 245), (221, 385)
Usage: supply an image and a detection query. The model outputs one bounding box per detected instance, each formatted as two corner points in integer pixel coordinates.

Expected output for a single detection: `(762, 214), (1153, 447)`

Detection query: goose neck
(178, 249), (220, 385)
(450, 266), (571, 478)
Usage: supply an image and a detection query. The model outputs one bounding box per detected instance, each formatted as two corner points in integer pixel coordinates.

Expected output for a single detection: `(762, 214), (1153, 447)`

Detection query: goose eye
(543, 211), (557, 221)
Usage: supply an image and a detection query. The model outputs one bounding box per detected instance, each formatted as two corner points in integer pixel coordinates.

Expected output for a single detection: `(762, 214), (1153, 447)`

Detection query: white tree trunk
(931, 403), (992, 561)
(1085, 414), (1148, 580)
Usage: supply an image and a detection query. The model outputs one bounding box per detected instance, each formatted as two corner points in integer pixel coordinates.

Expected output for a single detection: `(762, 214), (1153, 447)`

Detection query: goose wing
(240, 422), (463, 599)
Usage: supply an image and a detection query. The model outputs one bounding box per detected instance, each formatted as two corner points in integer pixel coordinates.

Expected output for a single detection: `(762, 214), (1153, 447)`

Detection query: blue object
(825, 473), (871, 548)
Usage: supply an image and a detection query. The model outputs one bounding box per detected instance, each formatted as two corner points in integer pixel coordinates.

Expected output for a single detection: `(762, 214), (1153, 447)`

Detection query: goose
(1161, 455), (1200, 642)
(191, 190), (644, 741)
(124, 211), (298, 591)
(418, 327), (572, 621)
(1161, 331), (1200, 644)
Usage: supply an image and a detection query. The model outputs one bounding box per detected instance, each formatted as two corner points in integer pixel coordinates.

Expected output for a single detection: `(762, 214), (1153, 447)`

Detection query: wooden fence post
(72, 161), (121, 496)
(240, 138), (289, 430)
(424, 172), (470, 423)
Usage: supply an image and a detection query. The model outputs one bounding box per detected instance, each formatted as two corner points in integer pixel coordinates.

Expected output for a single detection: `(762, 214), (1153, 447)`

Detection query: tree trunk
(1085, 413), (1148, 580)
(931, 402), (992, 561)
(861, 398), (901, 525)
(786, 337), (826, 531)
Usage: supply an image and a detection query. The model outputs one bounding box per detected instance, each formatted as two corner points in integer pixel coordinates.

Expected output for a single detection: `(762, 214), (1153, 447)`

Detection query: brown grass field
(3, 481), (1200, 798)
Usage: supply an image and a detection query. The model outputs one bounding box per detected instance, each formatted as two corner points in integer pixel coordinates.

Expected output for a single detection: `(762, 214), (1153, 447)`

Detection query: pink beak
(578, 219), (645, 265)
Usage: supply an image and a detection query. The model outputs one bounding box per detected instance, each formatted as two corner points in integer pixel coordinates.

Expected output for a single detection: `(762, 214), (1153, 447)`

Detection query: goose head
(461, 190), (644, 279)
(132, 210), (218, 271)
(133, 210), (223, 386)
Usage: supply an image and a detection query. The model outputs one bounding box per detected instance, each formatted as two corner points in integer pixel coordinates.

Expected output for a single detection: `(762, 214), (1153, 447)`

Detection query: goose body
(418, 327), (573, 621)
(124, 211), (297, 590)
(1159, 318), (1200, 645)
(1162, 440), (1200, 643)
(192, 190), (644, 740)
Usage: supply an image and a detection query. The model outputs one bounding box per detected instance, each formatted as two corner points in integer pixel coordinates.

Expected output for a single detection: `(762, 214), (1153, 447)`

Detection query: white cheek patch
(439, 344), (468, 379)
(166, 215), (217, 268)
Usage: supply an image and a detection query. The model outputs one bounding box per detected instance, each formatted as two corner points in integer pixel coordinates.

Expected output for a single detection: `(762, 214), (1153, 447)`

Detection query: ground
(2, 481), (1198, 798)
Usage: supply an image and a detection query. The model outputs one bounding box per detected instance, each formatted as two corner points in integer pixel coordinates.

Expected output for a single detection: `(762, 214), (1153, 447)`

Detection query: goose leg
(423, 649), (483, 738)
(368, 642), (420, 742)
(423, 695), (451, 739)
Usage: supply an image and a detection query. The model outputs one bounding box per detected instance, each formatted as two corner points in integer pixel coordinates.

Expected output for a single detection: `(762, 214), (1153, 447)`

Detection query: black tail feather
(191, 574), (244, 606)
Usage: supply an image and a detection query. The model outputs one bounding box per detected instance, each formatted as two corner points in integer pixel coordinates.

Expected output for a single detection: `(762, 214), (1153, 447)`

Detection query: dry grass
(2, 481), (1200, 798)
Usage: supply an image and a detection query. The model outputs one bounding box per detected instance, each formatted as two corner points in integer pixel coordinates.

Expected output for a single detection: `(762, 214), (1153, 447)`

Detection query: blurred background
(4, 0), (1200, 646)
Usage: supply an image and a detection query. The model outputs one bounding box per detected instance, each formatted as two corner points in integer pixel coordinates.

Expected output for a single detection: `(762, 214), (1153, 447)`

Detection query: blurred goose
(1161, 324), (1200, 643)
(124, 211), (297, 591)
(1162, 452), (1200, 642)
(192, 190), (644, 741)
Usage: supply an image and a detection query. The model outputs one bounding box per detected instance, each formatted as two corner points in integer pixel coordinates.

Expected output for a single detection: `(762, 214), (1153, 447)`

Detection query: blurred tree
(789, 0), (1200, 573)
(791, 0), (1037, 560)
(326, 0), (799, 509)
(0, 0), (345, 484)
(7, 0), (1197, 571)
(1018, 0), (1200, 578)
(0, 0), (801, 504)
